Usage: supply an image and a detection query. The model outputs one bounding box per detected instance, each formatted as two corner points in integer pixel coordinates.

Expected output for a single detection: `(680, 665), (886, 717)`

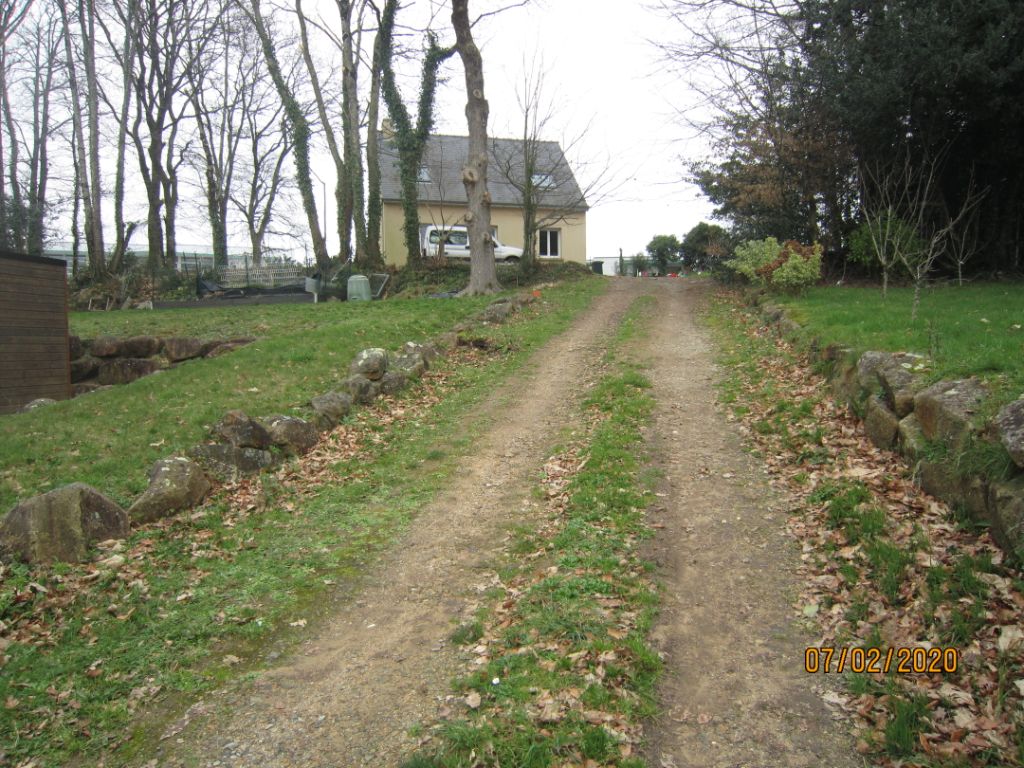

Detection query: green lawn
(771, 283), (1024, 406)
(2, 291), (535, 513)
(0, 278), (606, 767)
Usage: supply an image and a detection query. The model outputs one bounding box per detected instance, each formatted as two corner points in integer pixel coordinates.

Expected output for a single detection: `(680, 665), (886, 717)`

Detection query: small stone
(310, 392), (353, 429)
(344, 374), (380, 405)
(122, 335), (162, 357)
(128, 457), (212, 525)
(264, 415), (318, 455)
(189, 444), (275, 481)
(89, 335), (123, 358)
(98, 358), (161, 385)
(164, 337), (205, 362)
(379, 370), (408, 395)
(864, 395), (899, 450)
(349, 348), (389, 381)
(17, 398), (57, 413)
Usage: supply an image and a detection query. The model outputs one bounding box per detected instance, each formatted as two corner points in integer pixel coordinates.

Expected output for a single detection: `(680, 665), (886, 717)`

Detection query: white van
(421, 225), (524, 262)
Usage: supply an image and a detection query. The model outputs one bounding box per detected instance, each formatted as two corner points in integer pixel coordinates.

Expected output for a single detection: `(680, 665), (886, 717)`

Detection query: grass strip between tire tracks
(403, 295), (661, 768)
(0, 279), (604, 768)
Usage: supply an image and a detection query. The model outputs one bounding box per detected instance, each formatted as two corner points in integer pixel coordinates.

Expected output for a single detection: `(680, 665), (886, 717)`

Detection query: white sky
(310, 0), (715, 260)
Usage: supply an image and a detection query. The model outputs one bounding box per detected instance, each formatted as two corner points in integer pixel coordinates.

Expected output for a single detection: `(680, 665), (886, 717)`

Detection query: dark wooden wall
(0, 252), (71, 414)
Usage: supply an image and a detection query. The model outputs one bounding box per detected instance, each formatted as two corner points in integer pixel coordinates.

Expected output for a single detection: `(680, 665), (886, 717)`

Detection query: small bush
(725, 237), (822, 293)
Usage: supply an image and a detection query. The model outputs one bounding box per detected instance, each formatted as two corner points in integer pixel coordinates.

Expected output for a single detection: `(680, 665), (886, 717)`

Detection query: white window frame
(417, 166), (431, 182)
(531, 172), (555, 190)
(538, 229), (561, 259)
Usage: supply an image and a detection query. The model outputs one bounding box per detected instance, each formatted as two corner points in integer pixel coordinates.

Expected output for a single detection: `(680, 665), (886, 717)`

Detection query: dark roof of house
(378, 133), (588, 212)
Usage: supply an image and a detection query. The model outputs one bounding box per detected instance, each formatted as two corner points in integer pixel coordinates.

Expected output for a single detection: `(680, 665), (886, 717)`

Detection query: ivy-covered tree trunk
(452, 0), (499, 295)
(379, 0), (453, 269)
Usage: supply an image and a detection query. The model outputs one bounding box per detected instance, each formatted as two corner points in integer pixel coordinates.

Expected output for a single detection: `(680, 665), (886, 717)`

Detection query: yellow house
(378, 133), (588, 266)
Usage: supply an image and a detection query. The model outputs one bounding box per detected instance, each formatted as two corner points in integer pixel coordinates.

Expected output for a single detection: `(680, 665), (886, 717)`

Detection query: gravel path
(146, 278), (859, 768)
(640, 278), (860, 767)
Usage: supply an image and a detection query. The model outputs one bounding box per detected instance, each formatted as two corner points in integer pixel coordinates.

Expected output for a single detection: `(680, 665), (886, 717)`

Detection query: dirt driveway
(150, 278), (857, 767)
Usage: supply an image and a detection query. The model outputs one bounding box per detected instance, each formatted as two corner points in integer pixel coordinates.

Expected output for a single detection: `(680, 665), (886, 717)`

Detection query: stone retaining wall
(68, 334), (255, 396)
(758, 298), (1024, 563)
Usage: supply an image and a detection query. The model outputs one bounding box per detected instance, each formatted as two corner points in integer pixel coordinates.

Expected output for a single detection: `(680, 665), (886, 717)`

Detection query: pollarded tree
(452, 0), (499, 294)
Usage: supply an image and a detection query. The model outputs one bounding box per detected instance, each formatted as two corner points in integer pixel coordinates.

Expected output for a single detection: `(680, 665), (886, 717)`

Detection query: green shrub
(726, 237), (781, 284)
(725, 237), (821, 293)
(772, 241), (822, 293)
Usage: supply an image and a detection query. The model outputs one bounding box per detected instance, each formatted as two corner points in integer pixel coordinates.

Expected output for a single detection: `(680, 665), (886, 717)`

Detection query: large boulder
(994, 399), (1024, 470)
(189, 444), (275, 481)
(876, 353), (927, 417)
(344, 374), (380, 405)
(310, 391), (353, 429)
(98, 358), (161, 385)
(855, 351), (890, 393)
(986, 478), (1024, 562)
(164, 337), (205, 362)
(349, 348), (389, 381)
(864, 395), (900, 450)
(212, 410), (272, 450)
(0, 483), (128, 564)
(70, 355), (100, 383)
(264, 415), (318, 455)
(913, 379), (988, 447)
(128, 457), (212, 525)
(90, 335), (123, 358)
(122, 335), (163, 357)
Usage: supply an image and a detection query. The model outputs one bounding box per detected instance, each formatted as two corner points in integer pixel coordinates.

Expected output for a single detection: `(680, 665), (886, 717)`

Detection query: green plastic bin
(347, 274), (372, 301)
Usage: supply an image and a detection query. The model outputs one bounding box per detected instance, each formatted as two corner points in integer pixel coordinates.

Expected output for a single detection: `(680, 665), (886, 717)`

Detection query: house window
(531, 172), (554, 189)
(417, 166), (431, 182)
(539, 229), (560, 258)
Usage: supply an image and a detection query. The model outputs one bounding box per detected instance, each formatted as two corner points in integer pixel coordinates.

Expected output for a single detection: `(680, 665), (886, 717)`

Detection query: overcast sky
(306, 0), (715, 260)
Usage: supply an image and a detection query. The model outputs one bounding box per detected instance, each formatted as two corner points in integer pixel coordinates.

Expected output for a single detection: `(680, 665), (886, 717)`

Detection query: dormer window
(531, 172), (554, 189)
(417, 166), (431, 182)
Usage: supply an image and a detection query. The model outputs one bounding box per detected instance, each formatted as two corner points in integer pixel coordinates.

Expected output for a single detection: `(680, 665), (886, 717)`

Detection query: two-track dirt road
(150, 278), (857, 768)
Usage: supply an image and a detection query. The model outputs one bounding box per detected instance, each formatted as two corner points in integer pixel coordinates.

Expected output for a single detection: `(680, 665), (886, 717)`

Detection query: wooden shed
(0, 251), (71, 414)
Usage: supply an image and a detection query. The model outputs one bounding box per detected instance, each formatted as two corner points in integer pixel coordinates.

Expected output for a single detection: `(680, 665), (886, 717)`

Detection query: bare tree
(451, 0), (499, 294)
(862, 150), (986, 319)
(244, 0), (330, 272)
(0, 0), (33, 250)
(95, 0), (138, 273)
(491, 57), (607, 275)
(186, 0), (258, 268)
(228, 43), (301, 266)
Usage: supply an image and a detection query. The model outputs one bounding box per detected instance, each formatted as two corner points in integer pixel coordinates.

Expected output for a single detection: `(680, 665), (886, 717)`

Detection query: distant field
(771, 282), (1024, 406)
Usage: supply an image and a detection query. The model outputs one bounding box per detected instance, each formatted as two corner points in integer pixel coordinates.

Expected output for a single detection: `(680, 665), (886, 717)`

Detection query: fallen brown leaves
(719, 298), (1024, 767)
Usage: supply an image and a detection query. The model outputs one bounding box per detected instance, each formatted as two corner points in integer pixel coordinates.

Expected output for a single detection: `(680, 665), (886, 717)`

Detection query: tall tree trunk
(108, 2), (135, 274)
(295, 0), (348, 262)
(365, 13), (384, 267)
(252, 0), (329, 271)
(452, 0), (498, 295)
(0, 49), (23, 250)
(78, 0), (104, 260)
(339, 0), (366, 264)
(58, 0), (104, 274)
